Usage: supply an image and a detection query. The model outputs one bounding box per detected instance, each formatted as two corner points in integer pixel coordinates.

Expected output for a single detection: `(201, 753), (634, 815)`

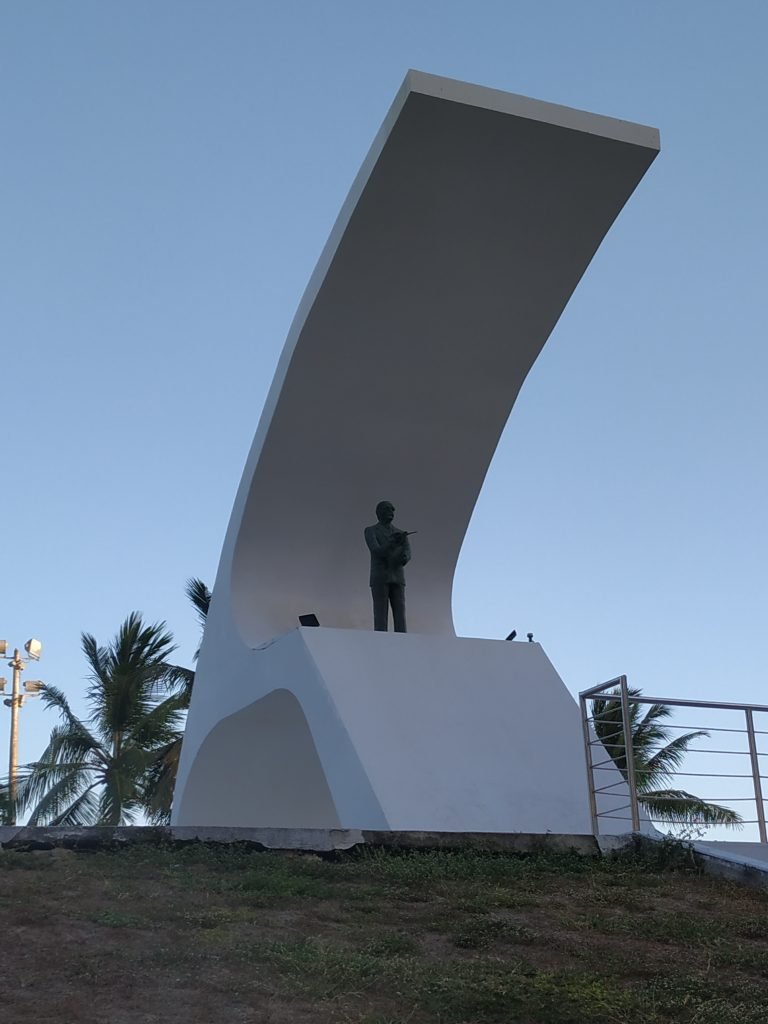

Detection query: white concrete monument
(173, 71), (659, 833)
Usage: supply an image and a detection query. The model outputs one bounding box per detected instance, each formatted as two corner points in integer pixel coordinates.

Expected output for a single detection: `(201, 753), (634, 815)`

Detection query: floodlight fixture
(24, 680), (45, 694)
(298, 614), (320, 627)
(24, 638), (42, 660)
(0, 678), (6, 692)
(505, 630), (517, 641)
(0, 640), (7, 656)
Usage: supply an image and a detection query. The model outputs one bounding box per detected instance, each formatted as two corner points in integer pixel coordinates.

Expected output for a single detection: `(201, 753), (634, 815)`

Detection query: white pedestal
(173, 628), (632, 834)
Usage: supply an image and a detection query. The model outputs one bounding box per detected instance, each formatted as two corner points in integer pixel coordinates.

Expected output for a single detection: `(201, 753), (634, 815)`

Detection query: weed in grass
(363, 1017), (417, 1024)
(453, 886), (540, 914)
(364, 932), (421, 957)
(637, 973), (768, 1023)
(0, 851), (55, 871)
(453, 894), (492, 914)
(350, 848), (530, 887)
(736, 916), (768, 940)
(92, 909), (158, 928)
(244, 937), (390, 998)
(182, 907), (243, 929)
(712, 943), (768, 975)
(340, 896), (383, 916)
(613, 835), (702, 875)
(415, 960), (636, 1024)
(452, 916), (537, 949)
(587, 886), (651, 912)
(582, 910), (730, 947)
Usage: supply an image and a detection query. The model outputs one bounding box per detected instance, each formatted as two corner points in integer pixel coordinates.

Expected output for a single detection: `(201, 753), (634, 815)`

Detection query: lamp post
(0, 638), (44, 825)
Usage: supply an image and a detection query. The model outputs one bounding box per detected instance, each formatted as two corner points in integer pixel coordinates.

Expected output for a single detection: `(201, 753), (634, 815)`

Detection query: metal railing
(579, 676), (768, 842)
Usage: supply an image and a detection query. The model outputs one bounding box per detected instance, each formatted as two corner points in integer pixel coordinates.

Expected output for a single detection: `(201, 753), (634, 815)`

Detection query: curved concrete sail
(226, 70), (658, 644)
(173, 72), (659, 830)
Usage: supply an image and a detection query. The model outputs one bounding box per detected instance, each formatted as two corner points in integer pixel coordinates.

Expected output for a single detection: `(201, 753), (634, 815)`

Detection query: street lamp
(1, 639), (45, 825)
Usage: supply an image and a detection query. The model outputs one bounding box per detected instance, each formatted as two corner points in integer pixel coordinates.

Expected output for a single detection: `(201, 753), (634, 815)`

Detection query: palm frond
(640, 730), (710, 789)
(21, 764), (97, 825)
(13, 715), (107, 817)
(83, 613), (179, 743)
(129, 692), (186, 750)
(142, 737), (183, 825)
(38, 686), (104, 753)
(639, 789), (743, 828)
(185, 578), (211, 628)
(48, 782), (102, 826)
(160, 664), (195, 704)
(591, 687), (743, 833)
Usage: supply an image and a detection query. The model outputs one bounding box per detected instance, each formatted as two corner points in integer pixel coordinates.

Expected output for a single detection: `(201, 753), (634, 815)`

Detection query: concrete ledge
(6, 826), (768, 890)
(617, 833), (768, 890)
(0, 825), (601, 856)
(692, 841), (768, 889)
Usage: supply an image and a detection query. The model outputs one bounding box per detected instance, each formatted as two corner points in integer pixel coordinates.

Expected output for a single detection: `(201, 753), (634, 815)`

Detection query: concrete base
(0, 825), (600, 856)
(173, 628), (632, 834)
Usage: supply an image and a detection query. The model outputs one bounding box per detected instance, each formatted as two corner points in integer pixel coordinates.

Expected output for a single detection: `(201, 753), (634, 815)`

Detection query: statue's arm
(365, 526), (389, 555)
(399, 536), (411, 567)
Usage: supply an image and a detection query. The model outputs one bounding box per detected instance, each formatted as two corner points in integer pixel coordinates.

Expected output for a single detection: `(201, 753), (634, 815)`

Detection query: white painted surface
(220, 70), (659, 646)
(174, 72), (660, 833)
(175, 628), (638, 834)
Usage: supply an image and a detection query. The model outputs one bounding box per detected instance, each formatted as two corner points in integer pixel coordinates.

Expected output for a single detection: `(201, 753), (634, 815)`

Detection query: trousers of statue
(371, 582), (407, 633)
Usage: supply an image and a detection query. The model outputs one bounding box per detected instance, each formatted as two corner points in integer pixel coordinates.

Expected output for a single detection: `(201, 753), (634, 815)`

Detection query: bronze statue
(364, 501), (412, 632)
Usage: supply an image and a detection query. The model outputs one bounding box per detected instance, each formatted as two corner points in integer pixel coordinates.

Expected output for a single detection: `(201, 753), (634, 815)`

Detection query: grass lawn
(1, 840), (767, 1022)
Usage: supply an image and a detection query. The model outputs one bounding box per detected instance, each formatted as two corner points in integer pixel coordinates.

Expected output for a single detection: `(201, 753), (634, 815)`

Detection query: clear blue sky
(2, 2), (767, 816)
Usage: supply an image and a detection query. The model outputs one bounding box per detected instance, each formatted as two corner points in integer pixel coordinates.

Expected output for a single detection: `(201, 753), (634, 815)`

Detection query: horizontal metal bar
(586, 720), (766, 740)
(638, 794), (749, 802)
(590, 768), (765, 784)
(644, 818), (763, 826)
(579, 678), (626, 698)
(654, 723), (750, 734)
(593, 782), (627, 794)
(596, 694), (768, 713)
(595, 814), (633, 821)
(641, 770), (760, 779)
(674, 748), (751, 756)
(694, 797), (766, 802)
(596, 804), (632, 815)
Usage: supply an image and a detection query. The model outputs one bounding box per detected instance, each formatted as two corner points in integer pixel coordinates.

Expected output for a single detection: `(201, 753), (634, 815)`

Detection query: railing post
(620, 675), (641, 832)
(579, 695), (599, 837)
(745, 709), (767, 844)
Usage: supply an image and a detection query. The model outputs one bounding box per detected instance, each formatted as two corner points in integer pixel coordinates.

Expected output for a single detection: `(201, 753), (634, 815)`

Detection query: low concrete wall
(0, 825), (600, 856)
(5, 827), (768, 890)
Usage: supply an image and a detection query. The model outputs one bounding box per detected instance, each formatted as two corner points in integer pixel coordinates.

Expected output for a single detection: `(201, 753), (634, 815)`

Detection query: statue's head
(376, 500), (395, 524)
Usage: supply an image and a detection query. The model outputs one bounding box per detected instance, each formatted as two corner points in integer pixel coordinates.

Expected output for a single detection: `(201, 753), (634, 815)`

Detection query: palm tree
(0, 779), (12, 826)
(142, 578), (211, 824)
(591, 687), (742, 831)
(15, 613), (186, 826)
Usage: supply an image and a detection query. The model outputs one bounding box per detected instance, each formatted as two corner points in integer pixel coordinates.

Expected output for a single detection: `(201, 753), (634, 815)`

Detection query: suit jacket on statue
(364, 523), (411, 586)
